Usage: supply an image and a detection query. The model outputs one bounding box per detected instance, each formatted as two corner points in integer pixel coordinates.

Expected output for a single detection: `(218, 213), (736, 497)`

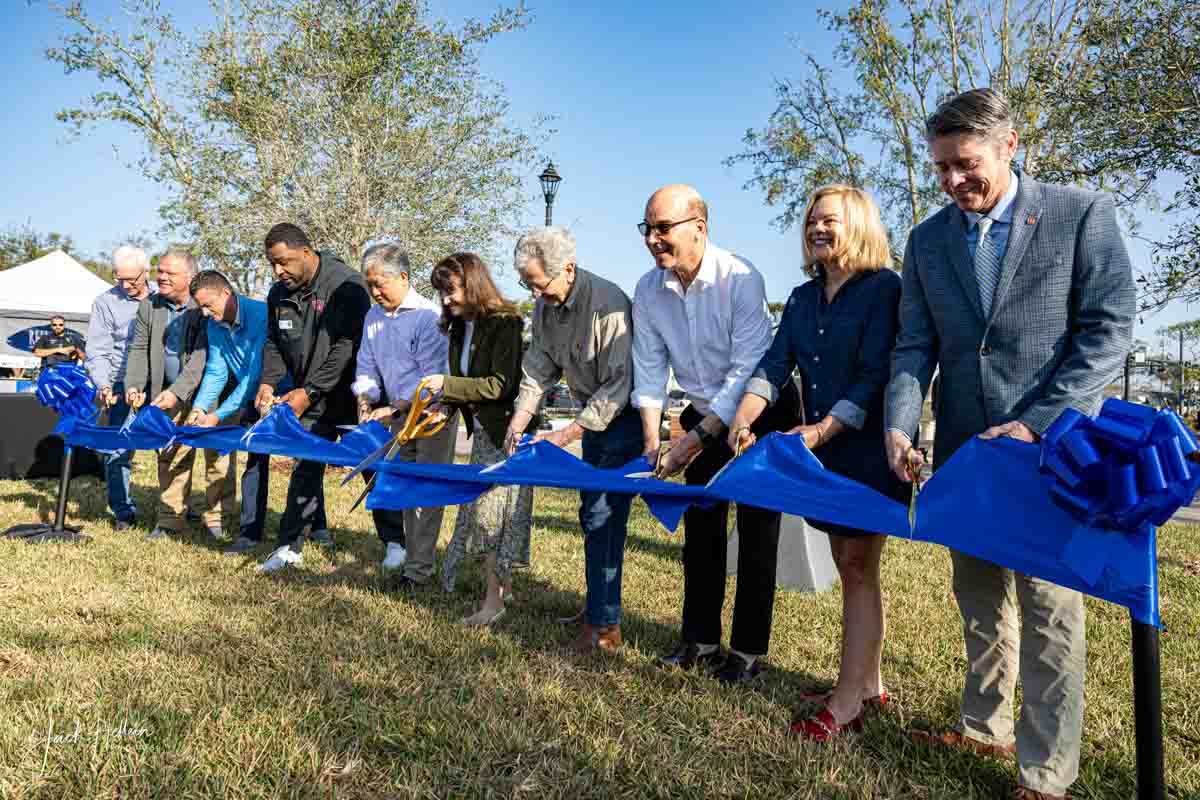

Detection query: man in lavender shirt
(85, 245), (154, 531)
(353, 243), (457, 586)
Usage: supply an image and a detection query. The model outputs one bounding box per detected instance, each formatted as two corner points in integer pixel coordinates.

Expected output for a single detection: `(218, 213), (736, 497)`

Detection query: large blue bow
(35, 364), (98, 424)
(1040, 398), (1200, 531)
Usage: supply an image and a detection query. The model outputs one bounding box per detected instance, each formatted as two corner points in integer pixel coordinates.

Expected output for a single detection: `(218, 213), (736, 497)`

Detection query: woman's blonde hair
(801, 185), (891, 278)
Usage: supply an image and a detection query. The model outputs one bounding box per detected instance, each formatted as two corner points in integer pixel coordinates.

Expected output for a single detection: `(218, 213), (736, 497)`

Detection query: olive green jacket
(443, 313), (538, 444)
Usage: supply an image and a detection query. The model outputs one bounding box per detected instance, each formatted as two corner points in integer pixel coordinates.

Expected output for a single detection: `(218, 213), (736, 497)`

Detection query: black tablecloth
(0, 393), (102, 479)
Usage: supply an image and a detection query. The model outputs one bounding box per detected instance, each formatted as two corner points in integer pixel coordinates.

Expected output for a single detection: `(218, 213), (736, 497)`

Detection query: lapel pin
(1026, 214), (1037, 225)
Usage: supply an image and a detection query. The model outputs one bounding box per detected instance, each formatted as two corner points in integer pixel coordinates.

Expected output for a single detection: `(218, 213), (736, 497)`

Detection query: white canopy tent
(0, 250), (113, 370)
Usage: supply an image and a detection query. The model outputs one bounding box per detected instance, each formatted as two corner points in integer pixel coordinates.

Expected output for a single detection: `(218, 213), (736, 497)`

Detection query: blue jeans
(104, 382), (137, 523)
(579, 406), (643, 627)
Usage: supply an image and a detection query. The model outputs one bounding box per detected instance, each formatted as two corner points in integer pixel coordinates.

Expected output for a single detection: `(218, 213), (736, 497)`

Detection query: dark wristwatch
(303, 386), (322, 404)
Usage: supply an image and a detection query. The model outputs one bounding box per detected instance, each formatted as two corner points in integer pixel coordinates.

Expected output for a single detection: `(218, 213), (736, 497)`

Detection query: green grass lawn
(0, 451), (1197, 799)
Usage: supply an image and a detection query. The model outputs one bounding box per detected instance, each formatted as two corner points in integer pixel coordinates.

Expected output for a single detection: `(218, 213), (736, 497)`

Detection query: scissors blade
(623, 470), (655, 479)
(348, 473), (378, 513)
(340, 437), (401, 486)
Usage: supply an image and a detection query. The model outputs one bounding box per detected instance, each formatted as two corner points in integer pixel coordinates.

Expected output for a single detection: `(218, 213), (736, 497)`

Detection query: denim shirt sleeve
(745, 289), (800, 404)
(834, 271), (902, 430)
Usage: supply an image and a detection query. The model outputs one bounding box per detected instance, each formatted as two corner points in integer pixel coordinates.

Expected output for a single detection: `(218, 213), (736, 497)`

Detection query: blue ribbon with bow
(1039, 398), (1200, 531)
(35, 364), (98, 429)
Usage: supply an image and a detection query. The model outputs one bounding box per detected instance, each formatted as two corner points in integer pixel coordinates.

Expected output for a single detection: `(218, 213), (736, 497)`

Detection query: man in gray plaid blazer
(885, 89), (1134, 800)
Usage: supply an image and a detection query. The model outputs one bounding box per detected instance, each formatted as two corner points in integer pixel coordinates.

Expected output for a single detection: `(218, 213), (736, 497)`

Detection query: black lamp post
(539, 161), (562, 226)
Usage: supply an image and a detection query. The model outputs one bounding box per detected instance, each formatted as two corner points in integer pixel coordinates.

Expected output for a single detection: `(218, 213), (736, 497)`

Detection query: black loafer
(714, 653), (764, 685)
(657, 641), (725, 671)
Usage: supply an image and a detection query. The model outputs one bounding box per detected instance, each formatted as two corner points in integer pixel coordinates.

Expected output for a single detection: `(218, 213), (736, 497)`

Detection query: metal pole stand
(2, 441), (89, 544)
(1131, 616), (1165, 799)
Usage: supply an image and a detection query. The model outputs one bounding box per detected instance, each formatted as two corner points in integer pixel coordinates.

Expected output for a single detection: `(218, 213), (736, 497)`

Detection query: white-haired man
(505, 226), (640, 654)
(85, 245), (154, 531)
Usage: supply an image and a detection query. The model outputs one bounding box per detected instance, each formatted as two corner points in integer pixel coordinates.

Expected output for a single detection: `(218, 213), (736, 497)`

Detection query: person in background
(632, 183), (801, 685)
(125, 249), (232, 542)
(33, 315), (85, 369)
(885, 88), (1134, 800)
(185, 269), (271, 556)
(352, 243), (457, 585)
(254, 223), (371, 573)
(729, 185), (906, 741)
(506, 226), (640, 655)
(423, 252), (535, 626)
(85, 245), (154, 531)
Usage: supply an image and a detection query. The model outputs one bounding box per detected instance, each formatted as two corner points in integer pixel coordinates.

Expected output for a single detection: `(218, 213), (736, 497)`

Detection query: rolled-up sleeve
(709, 270), (773, 424)
(575, 309), (633, 431)
(631, 284), (669, 411)
(746, 292), (799, 404)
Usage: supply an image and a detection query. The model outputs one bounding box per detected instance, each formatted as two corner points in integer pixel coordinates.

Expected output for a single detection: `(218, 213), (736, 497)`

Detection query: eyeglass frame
(637, 217), (701, 238)
(517, 263), (573, 294)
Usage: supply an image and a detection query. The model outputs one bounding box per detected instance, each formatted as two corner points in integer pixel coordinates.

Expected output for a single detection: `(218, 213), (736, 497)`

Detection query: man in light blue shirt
(186, 269), (271, 555)
(352, 243), (456, 585)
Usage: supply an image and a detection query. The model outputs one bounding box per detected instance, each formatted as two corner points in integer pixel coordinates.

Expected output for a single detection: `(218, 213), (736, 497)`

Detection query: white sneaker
(381, 543), (407, 570)
(258, 546), (303, 573)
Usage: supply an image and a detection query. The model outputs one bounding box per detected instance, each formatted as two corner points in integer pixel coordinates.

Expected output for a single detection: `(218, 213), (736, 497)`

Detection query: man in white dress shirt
(632, 183), (800, 684)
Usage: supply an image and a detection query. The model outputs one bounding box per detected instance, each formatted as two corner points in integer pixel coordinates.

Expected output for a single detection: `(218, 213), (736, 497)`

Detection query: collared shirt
(352, 288), (447, 406)
(84, 285), (155, 389)
(964, 171), (1020, 263)
(515, 268), (634, 432)
(160, 298), (188, 385)
(194, 294), (269, 419)
(631, 242), (773, 425)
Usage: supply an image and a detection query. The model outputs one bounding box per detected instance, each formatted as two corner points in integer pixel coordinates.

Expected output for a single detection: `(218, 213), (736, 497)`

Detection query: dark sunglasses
(637, 217), (700, 237)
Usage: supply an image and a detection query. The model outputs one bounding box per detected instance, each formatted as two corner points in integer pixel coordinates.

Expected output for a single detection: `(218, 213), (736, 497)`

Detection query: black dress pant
(678, 382), (800, 656)
(275, 421), (403, 550)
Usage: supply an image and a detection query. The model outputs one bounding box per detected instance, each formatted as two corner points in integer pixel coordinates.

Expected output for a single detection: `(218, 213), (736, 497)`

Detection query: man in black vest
(254, 223), (373, 573)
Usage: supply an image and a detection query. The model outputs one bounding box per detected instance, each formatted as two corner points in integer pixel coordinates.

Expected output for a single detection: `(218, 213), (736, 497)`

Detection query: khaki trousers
(951, 551), (1086, 796)
(157, 405), (237, 532)
(388, 413), (458, 582)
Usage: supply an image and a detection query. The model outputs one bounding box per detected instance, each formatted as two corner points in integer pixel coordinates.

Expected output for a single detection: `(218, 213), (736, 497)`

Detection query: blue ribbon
(48, 401), (1175, 626)
(1040, 398), (1200, 531)
(35, 364), (98, 434)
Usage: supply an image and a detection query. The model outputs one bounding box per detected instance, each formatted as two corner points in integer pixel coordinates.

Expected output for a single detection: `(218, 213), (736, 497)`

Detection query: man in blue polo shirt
(186, 269), (271, 555)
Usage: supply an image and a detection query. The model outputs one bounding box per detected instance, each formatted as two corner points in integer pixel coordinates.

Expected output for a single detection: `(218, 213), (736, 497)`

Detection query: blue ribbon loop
(35, 365), (99, 446)
(1040, 398), (1200, 530)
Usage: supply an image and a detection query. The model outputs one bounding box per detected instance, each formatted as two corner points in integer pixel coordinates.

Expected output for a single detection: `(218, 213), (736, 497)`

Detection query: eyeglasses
(518, 271), (562, 294)
(637, 217), (700, 238)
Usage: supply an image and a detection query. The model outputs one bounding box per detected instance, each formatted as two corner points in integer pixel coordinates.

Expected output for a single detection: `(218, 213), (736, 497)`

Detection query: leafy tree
(47, 0), (544, 292)
(727, 0), (1192, 274)
(0, 224), (77, 271)
(1035, 0), (1199, 310)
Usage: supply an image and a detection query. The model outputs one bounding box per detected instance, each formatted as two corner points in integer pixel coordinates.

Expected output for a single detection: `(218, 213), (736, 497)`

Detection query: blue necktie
(975, 217), (1001, 318)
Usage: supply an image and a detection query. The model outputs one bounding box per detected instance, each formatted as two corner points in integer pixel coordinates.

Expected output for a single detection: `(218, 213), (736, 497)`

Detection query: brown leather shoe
(1012, 787), (1068, 800)
(557, 608), (584, 626)
(569, 623), (599, 654)
(595, 624), (622, 653)
(909, 728), (1016, 760)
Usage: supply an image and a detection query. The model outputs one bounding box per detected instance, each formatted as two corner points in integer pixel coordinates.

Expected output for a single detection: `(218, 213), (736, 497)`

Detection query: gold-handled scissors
(345, 378), (448, 511)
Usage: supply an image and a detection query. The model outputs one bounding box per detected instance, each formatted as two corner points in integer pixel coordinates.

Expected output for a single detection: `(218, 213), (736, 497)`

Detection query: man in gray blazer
(885, 89), (1134, 800)
(125, 249), (235, 542)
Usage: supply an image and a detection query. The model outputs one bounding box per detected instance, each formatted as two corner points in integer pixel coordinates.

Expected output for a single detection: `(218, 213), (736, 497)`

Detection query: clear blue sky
(0, 0), (1192, 340)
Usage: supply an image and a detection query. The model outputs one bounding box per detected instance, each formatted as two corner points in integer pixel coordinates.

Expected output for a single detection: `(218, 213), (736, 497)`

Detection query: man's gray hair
(925, 88), (1014, 146)
(111, 244), (149, 272)
(361, 242), (411, 278)
(513, 226), (576, 280)
(160, 247), (198, 275)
